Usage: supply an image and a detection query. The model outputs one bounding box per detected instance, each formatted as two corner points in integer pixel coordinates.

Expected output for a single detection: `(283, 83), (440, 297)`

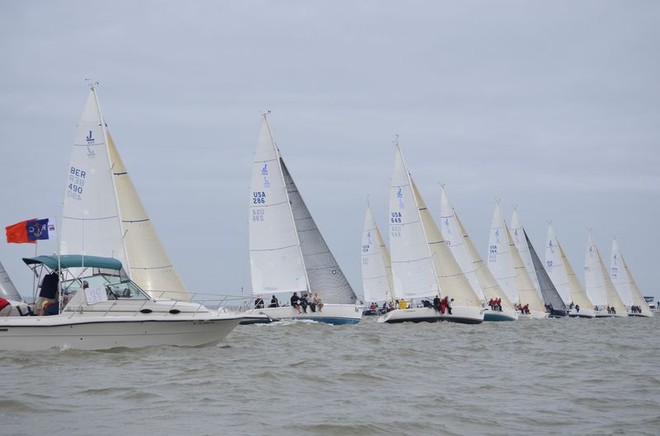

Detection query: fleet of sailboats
(1, 84), (654, 351)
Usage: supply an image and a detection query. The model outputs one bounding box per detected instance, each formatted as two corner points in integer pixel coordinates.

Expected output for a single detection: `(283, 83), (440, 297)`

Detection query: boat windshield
(62, 273), (150, 301)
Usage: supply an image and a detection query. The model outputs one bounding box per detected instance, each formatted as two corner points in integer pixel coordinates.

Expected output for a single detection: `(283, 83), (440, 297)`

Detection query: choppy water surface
(3, 316), (659, 435)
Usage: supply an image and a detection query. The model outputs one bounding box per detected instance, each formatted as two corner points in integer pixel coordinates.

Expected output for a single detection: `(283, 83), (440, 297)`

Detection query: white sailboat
(439, 187), (517, 321)
(610, 239), (653, 317)
(545, 224), (595, 318)
(245, 115), (362, 324)
(60, 84), (189, 301)
(377, 144), (483, 324)
(487, 202), (548, 319)
(584, 231), (627, 317)
(361, 204), (394, 314)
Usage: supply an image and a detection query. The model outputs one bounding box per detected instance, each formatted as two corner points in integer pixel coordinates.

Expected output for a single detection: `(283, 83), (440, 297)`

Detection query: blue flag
(27, 218), (51, 241)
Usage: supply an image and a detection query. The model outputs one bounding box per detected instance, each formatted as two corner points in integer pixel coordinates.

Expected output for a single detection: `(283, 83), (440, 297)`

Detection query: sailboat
(545, 224), (595, 318)
(610, 239), (653, 317)
(361, 204), (394, 315)
(60, 83), (189, 301)
(487, 202), (548, 319)
(244, 115), (362, 325)
(439, 187), (517, 321)
(584, 231), (627, 317)
(522, 229), (568, 317)
(377, 143), (483, 324)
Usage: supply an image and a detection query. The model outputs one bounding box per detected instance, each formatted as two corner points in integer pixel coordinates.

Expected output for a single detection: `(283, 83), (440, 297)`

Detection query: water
(3, 316), (659, 435)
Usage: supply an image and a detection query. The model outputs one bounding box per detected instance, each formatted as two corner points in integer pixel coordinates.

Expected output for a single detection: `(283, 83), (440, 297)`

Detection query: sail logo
(86, 130), (95, 144)
(261, 164), (270, 188)
(444, 217), (451, 235)
(494, 229), (501, 244)
(548, 240), (555, 254)
(396, 187), (404, 209)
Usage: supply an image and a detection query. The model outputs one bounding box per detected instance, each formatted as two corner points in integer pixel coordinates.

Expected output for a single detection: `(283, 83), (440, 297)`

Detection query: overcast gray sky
(1, 1), (659, 301)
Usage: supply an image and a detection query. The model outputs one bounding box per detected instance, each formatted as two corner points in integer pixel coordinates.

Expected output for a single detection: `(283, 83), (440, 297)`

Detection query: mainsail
(389, 146), (439, 300)
(248, 116), (357, 304)
(611, 239), (653, 317)
(61, 85), (189, 300)
(487, 202), (518, 304)
(361, 205), (394, 303)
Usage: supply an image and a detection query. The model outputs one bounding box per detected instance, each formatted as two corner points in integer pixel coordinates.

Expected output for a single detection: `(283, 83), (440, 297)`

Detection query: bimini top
(22, 255), (123, 271)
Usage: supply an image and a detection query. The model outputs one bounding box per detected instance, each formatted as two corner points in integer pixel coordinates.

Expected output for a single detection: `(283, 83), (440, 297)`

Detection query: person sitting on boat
(422, 299), (433, 309)
(610, 306), (616, 314)
(522, 304), (530, 314)
(311, 292), (323, 312)
(399, 299), (407, 309)
(439, 297), (447, 314)
(300, 292), (309, 313)
(290, 292), (302, 313)
(254, 295), (264, 309)
(269, 295), (279, 308)
(575, 304), (580, 313)
(433, 295), (441, 312)
(495, 298), (502, 311)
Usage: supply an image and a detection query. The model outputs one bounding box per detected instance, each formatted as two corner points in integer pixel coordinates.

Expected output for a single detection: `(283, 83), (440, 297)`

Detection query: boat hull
(595, 310), (628, 318)
(483, 307), (518, 321)
(0, 314), (241, 351)
(568, 308), (596, 318)
(240, 303), (363, 325)
(376, 306), (484, 324)
(628, 312), (653, 318)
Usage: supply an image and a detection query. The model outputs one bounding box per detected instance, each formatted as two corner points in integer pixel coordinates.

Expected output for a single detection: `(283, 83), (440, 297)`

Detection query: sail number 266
(252, 191), (266, 204)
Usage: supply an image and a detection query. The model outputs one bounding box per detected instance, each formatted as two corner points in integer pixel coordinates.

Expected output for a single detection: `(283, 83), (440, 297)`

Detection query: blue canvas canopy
(22, 255), (123, 271)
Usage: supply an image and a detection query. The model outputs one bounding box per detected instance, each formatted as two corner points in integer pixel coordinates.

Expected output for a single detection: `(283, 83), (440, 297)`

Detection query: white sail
(249, 116), (357, 304)
(361, 205), (394, 303)
(0, 261), (22, 301)
(456, 211), (515, 311)
(439, 186), (484, 300)
(61, 86), (189, 300)
(611, 239), (653, 317)
(107, 133), (188, 300)
(389, 146), (439, 300)
(545, 224), (593, 309)
(487, 202), (518, 304)
(61, 88), (126, 265)
(584, 232), (627, 314)
(419, 183), (480, 307)
(510, 209), (542, 295)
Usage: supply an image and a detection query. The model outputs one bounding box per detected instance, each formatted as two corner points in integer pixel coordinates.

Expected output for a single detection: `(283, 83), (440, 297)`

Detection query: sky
(1, 1), (659, 302)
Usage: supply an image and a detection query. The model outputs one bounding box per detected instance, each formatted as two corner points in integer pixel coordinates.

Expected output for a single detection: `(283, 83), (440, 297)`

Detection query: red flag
(5, 218), (37, 244)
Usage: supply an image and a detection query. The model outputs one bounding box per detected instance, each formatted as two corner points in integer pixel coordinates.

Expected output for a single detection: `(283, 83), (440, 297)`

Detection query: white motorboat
(0, 255), (241, 351)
